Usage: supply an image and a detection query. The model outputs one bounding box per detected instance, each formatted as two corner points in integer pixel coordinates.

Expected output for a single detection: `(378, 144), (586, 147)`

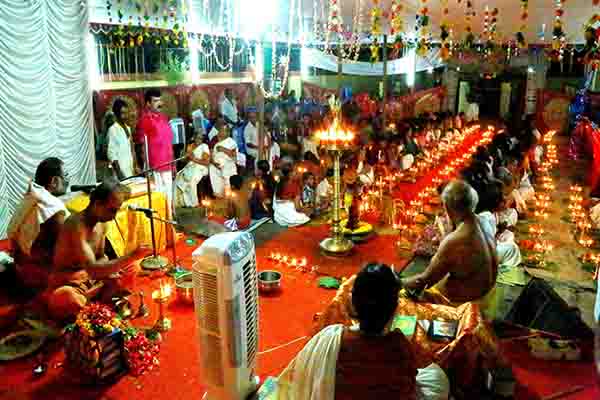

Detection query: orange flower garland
(390, 0), (404, 36)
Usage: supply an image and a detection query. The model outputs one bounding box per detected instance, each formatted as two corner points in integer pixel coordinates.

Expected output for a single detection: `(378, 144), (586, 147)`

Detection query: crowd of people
(4, 85), (548, 398)
(268, 116), (547, 400)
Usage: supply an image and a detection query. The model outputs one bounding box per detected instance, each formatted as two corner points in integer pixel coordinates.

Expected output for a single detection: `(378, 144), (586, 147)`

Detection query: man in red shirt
(136, 89), (174, 206)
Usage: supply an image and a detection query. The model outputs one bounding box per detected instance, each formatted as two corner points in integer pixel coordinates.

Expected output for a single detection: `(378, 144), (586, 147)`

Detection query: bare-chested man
(402, 180), (498, 305)
(45, 179), (141, 321)
(8, 157), (70, 290)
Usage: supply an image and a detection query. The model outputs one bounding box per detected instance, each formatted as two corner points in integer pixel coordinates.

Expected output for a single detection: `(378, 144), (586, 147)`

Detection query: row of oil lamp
(267, 252), (320, 273)
(394, 127), (494, 228)
(527, 132), (559, 265)
(569, 184), (595, 248)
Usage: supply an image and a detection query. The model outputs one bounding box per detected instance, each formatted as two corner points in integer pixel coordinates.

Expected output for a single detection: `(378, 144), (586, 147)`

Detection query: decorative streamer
(390, 0), (404, 36)
(464, 0), (475, 48)
(328, 0), (342, 34)
(551, 0), (566, 61)
(515, 0), (528, 48)
(371, 0), (383, 37)
(440, 0), (451, 60)
(339, 0), (364, 61)
(416, 0), (431, 56)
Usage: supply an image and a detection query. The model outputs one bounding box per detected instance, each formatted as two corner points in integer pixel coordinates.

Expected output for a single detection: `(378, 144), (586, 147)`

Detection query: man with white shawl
(209, 126), (238, 198)
(7, 158), (70, 289)
(260, 263), (449, 400)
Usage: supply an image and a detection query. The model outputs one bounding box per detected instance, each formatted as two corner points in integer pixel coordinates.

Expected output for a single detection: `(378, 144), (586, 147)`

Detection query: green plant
(158, 51), (189, 83)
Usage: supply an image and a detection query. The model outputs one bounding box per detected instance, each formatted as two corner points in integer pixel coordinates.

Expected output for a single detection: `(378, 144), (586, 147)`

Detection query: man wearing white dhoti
(175, 134), (210, 207)
(107, 99), (137, 179)
(209, 126), (238, 198)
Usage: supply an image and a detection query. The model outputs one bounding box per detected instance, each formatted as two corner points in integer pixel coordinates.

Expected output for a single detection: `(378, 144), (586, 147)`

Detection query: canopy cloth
(0, 0), (96, 239)
(301, 47), (444, 76)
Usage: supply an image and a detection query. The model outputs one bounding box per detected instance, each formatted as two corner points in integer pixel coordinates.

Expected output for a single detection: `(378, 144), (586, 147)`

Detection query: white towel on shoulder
(6, 182), (69, 256)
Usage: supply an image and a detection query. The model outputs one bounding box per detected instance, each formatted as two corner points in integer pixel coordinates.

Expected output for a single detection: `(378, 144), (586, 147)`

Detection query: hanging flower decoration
(463, 0), (475, 48)
(102, 0), (189, 48)
(328, 0), (342, 34)
(439, 0), (451, 60)
(490, 8), (499, 42)
(371, 0), (384, 36)
(416, 0), (431, 55)
(515, 0), (528, 48)
(551, 0), (567, 61)
(390, 0), (404, 36)
(483, 6), (490, 39)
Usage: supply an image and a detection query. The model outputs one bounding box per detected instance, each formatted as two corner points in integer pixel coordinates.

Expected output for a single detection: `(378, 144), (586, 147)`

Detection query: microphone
(128, 204), (157, 214)
(70, 184), (99, 193)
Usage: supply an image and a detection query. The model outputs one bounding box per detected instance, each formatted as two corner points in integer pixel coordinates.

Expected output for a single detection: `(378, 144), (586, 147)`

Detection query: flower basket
(64, 327), (126, 383)
(63, 303), (160, 382)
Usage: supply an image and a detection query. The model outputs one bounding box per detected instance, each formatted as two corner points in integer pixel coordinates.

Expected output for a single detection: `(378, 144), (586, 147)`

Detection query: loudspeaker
(505, 278), (594, 339)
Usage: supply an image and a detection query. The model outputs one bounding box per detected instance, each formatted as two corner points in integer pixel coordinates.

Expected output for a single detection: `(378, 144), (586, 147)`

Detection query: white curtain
(301, 47), (444, 76)
(0, 0), (95, 239)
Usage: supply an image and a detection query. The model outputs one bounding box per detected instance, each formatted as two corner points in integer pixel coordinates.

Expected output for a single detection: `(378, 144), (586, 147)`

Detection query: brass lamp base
(141, 255), (169, 270)
(320, 236), (354, 256)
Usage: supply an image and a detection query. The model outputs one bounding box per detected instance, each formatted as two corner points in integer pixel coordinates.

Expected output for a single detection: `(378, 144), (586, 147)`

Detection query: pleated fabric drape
(0, 0), (95, 238)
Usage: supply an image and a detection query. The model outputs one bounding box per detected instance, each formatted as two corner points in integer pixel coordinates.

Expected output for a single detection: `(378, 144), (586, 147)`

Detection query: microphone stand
(135, 136), (188, 271)
(135, 210), (188, 275)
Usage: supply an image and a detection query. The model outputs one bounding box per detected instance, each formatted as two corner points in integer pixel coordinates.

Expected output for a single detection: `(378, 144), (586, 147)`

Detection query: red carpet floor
(2, 226), (599, 399)
(0, 226), (412, 399)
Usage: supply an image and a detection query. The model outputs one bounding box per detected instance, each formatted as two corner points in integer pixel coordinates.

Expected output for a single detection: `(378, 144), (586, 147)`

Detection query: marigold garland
(371, 0), (384, 36)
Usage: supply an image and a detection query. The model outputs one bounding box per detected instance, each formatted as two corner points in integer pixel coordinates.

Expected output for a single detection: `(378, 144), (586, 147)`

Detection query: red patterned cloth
(313, 275), (499, 396)
(570, 117), (600, 194)
(336, 329), (418, 400)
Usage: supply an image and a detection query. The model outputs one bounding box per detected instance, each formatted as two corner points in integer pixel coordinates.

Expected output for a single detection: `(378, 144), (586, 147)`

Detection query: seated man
(268, 263), (449, 400)
(7, 157), (70, 290)
(45, 179), (141, 321)
(402, 180), (498, 306)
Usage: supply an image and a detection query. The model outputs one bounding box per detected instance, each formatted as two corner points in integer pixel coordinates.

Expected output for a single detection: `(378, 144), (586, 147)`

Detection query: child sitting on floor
(300, 172), (317, 217)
